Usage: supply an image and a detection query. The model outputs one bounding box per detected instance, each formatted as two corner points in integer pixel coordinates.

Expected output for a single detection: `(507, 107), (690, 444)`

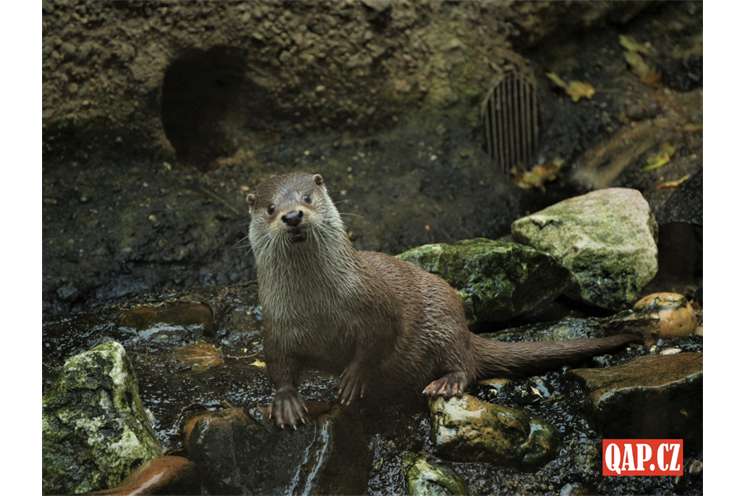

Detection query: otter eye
(267, 204), (276, 214)
(302, 195), (312, 204)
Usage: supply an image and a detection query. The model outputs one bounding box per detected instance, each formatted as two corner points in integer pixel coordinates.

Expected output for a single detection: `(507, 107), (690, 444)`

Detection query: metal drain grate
(482, 69), (540, 174)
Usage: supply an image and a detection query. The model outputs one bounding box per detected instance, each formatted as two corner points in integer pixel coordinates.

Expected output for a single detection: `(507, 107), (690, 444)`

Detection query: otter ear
(247, 194), (256, 210)
(313, 174), (324, 187)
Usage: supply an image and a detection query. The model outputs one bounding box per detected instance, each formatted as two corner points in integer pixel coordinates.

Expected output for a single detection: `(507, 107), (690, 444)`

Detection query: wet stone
(570, 353), (702, 450)
(42, 342), (162, 494)
(511, 188), (658, 311)
(56, 281), (80, 301)
(401, 452), (468, 496)
(428, 394), (559, 471)
(631, 292), (697, 343)
(87, 456), (199, 495)
(397, 239), (572, 325)
(183, 404), (371, 495)
(119, 303), (213, 337)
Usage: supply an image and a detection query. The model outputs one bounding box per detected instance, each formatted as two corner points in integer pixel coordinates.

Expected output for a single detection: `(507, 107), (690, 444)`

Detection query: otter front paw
(268, 389), (308, 429)
(423, 371), (468, 399)
(338, 363), (367, 405)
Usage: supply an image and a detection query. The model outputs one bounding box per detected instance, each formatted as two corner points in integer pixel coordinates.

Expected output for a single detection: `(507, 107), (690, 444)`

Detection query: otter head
(247, 173), (344, 257)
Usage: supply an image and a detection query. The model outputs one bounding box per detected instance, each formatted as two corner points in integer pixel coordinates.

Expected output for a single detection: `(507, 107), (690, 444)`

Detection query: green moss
(429, 395), (559, 471)
(398, 239), (572, 324)
(42, 342), (161, 494)
(402, 452), (468, 495)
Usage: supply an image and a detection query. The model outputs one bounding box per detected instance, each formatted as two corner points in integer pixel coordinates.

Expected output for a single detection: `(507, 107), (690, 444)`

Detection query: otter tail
(471, 333), (638, 380)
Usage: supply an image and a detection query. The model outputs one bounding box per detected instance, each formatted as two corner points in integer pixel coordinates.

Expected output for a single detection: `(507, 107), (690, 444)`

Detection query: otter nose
(282, 210), (304, 227)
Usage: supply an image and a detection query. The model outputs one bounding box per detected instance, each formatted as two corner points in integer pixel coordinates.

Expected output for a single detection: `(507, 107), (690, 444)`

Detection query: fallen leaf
(546, 73), (594, 102)
(622, 43), (661, 88)
(512, 158), (565, 191)
(641, 142), (677, 172)
(174, 340), (224, 372)
(619, 35), (651, 56)
(546, 72), (568, 89)
(250, 359), (266, 368)
(657, 174), (691, 189)
(566, 81), (595, 102)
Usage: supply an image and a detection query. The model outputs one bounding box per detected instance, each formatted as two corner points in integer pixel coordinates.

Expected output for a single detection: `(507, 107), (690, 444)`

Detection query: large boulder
(570, 353), (703, 451)
(397, 239), (572, 325)
(511, 188), (658, 310)
(183, 404), (371, 495)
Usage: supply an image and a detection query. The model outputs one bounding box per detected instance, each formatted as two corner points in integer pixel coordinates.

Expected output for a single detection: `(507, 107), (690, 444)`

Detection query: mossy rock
(398, 238), (572, 325)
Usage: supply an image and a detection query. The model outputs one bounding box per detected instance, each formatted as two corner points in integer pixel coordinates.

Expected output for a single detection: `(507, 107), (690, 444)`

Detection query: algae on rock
(429, 394), (559, 471)
(402, 452), (468, 496)
(511, 188), (658, 311)
(398, 238), (572, 325)
(42, 341), (161, 495)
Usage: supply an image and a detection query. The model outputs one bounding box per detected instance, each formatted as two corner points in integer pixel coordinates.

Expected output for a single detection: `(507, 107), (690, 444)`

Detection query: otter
(247, 172), (637, 428)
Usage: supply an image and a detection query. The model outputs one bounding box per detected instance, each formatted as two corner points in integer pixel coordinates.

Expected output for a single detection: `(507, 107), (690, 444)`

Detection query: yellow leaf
(546, 72), (568, 89)
(250, 359), (266, 368)
(657, 174), (691, 189)
(566, 81), (595, 102)
(546, 73), (593, 102)
(512, 158), (564, 191)
(641, 142), (677, 172)
(619, 35), (651, 56)
(623, 46), (660, 88)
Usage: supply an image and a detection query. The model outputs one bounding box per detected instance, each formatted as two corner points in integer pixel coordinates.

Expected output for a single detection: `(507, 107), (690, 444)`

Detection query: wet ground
(42, 281), (703, 495)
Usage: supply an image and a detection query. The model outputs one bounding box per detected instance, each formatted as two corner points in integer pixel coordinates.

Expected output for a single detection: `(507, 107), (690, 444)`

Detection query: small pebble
(633, 293), (697, 340)
(659, 348), (681, 355)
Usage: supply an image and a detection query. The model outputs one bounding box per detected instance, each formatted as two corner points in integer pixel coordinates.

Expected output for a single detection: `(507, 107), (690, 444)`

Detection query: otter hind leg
(422, 371), (469, 399)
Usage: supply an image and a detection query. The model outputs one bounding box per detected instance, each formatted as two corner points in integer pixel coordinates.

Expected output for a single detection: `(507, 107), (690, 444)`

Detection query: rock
(428, 395), (559, 471)
(480, 316), (607, 344)
(184, 404), (371, 495)
(401, 452), (468, 496)
(560, 482), (592, 496)
(43, 342), (162, 495)
(61, 41), (76, 57)
(278, 50), (294, 65)
(87, 456), (199, 495)
(511, 188), (658, 311)
(549, 292), (696, 346)
(631, 293), (697, 343)
(570, 353), (702, 450)
(56, 281), (80, 302)
(397, 239), (572, 325)
(119, 303), (214, 337)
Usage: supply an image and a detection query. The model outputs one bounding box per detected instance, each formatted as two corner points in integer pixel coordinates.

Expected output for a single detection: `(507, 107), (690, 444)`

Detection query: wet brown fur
(247, 172), (637, 428)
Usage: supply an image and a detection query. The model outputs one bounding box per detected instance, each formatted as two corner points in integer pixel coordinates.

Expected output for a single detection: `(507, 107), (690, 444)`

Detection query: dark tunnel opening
(161, 46), (247, 170)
